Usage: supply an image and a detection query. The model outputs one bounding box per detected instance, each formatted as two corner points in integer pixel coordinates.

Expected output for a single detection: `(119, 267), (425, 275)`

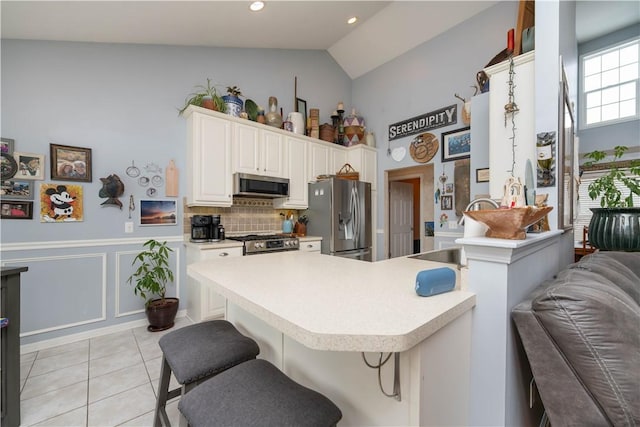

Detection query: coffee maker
(191, 215), (213, 242)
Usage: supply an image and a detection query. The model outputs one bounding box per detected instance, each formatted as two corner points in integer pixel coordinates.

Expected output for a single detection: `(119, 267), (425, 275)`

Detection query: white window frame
(579, 37), (640, 130)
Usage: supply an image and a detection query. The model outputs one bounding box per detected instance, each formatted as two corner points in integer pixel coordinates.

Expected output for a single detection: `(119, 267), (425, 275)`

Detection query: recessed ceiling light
(347, 16), (357, 25)
(249, 1), (264, 12)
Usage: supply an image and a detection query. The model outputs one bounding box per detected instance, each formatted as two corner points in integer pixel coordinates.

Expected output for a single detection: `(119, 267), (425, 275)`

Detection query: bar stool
(178, 358), (343, 427)
(153, 320), (260, 427)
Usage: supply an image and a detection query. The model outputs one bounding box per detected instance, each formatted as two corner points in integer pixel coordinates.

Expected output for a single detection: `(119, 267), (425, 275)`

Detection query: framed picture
(40, 183), (84, 222)
(140, 199), (177, 226)
(296, 98), (307, 135)
(445, 183), (454, 194)
(13, 152), (45, 180)
(441, 127), (471, 162)
(50, 144), (92, 182)
(1, 200), (33, 219)
(1, 179), (34, 200)
(1, 138), (15, 155)
(441, 195), (453, 210)
(476, 168), (490, 183)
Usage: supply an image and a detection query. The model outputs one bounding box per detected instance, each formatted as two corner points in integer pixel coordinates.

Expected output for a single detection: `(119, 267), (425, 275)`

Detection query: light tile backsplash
(183, 197), (300, 235)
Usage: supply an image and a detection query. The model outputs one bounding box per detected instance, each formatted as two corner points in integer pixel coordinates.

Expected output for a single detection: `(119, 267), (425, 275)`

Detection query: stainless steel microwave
(233, 173), (290, 198)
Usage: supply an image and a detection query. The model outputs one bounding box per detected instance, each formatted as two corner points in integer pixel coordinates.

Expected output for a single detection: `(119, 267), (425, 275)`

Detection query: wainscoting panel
(115, 248), (181, 318)
(3, 253), (107, 337)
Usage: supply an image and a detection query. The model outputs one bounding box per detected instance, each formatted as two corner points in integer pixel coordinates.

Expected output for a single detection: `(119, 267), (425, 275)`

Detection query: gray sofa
(512, 251), (640, 426)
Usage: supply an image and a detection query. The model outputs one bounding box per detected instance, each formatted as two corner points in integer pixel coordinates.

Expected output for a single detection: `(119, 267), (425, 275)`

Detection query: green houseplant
(128, 239), (179, 331)
(178, 78), (226, 115)
(583, 145), (640, 251)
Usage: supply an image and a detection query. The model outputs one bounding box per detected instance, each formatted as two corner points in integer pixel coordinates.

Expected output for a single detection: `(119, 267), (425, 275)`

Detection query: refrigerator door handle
(352, 186), (360, 243)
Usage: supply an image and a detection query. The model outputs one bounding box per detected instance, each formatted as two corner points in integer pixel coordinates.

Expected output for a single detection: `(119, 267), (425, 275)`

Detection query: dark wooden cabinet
(1, 266), (27, 427)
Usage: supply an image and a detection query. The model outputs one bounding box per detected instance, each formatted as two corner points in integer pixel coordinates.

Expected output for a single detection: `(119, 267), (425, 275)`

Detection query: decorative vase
(222, 95), (243, 117)
(365, 132), (376, 147)
(256, 110), (266, 124)
(265, 96), (282, 128)
(343, 108), (365, 146)
(588, 208), (640, 251)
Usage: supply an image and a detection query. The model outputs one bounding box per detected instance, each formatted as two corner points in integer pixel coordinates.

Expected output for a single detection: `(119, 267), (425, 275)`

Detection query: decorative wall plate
(409, 132), (438, 163)
(1, 153), (18, 180)
(391, 147), (406, 162)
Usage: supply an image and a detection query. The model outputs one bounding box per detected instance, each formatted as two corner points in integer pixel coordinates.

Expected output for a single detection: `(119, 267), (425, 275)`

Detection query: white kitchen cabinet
(185, 108), (233, 207)
(273, 136), (309, 209)
(307, 143), (330, 182)
(186, 244), (243, 322)
(331, 147), (348, 175)
(348, 145), (377, 190)
(233, 122), (286, 178)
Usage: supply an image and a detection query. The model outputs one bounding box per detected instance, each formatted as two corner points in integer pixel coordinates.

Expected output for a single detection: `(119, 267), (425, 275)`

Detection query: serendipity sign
(388, 104), (457, 141)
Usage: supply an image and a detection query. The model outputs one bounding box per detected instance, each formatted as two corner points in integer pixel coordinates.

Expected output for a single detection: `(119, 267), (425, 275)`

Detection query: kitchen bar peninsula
(188, 252), (476, 426)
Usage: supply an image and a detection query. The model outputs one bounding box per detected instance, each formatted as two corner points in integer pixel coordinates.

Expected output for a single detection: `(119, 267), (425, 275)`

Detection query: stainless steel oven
(226, 234), (299, 255)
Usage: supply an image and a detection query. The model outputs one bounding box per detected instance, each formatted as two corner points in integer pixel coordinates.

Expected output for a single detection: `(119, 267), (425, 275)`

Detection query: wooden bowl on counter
(463, 206), (553, 240)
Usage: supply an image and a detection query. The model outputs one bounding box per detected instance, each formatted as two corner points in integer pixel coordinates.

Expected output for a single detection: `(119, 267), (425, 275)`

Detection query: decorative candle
(507, 28), (514, 53)
(337, 101), (344, 111)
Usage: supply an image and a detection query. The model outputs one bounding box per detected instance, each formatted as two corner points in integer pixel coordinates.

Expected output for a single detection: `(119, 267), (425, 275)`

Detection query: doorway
(385, 165), (435, 259)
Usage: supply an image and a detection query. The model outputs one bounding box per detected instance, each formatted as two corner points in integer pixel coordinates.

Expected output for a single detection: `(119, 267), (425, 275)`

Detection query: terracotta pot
(201, 96), (215, 110)
(145, 297), (179, 332)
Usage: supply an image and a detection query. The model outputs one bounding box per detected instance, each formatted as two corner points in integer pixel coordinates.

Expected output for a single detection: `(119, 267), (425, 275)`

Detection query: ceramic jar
(288, 112), (305, 135)
(265, 96), (283, 128)
(222, 95), (243, 117)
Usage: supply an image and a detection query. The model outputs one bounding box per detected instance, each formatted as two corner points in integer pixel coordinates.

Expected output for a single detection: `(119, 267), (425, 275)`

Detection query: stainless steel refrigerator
(307, 178), (372, 261)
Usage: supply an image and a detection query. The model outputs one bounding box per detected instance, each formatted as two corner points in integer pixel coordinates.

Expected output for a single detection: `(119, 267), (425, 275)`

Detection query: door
(389, 181), (413, 258)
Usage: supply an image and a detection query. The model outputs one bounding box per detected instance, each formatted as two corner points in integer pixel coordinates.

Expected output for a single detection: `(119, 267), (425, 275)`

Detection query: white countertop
(188, 252), (475, 352)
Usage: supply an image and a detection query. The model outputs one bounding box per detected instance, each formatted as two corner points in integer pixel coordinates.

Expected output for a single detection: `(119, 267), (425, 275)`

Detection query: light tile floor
(20, 317), (193, 427)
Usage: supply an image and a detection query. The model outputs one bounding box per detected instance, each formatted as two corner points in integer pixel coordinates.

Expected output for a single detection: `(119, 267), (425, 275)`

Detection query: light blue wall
(352, 1), (518, 254)
(577, 23), (640, 156)
(1, 40), (352, 345)
(1, 40), (351, 243)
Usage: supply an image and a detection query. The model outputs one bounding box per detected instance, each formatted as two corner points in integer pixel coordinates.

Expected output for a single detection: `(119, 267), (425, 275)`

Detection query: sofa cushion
(591, 251), (640, 280)
(532, 268), (640, 426)
(572, 252), (640, 305)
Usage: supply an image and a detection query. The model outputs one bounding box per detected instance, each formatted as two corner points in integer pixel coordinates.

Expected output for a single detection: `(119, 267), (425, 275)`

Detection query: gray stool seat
(153, 320), (260, 427)
(178, 359), (343, 427)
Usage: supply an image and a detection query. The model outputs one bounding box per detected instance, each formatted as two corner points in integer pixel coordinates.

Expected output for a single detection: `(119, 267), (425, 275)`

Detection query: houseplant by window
(127, 239), (179, 331)
(178, 78), (226, 115)
(583, 145), (640, 251)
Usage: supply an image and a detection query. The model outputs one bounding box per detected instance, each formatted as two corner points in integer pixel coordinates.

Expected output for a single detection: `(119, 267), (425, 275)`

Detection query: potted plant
(178, 78), (226, 115)
(127, 239), (179, 331)
(222, 85), (244, 117)
(583, 145), (640, 251)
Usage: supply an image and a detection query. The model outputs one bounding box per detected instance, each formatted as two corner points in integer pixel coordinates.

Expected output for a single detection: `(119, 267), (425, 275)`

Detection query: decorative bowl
(463, 206), (553, 240)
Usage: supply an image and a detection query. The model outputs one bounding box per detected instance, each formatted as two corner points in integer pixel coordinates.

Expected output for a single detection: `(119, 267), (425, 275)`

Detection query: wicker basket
(336, 163), (359, 180)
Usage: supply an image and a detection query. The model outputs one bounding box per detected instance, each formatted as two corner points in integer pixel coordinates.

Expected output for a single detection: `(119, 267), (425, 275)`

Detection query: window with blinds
(575, 168), (639, 242)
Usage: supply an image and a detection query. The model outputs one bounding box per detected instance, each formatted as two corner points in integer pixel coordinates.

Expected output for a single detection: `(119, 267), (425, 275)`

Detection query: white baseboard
(20, 309), (188, 354)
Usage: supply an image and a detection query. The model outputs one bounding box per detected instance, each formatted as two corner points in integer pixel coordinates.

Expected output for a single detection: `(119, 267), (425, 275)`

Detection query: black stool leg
(154, 356), (172, 427)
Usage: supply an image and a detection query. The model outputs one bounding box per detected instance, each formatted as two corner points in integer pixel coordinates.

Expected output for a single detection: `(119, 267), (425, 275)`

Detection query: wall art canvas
(1, 138), (15, 154)
(40, 183), (84, 222)
(140, 199), (177, 226)
(536, 131), (556, 187)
